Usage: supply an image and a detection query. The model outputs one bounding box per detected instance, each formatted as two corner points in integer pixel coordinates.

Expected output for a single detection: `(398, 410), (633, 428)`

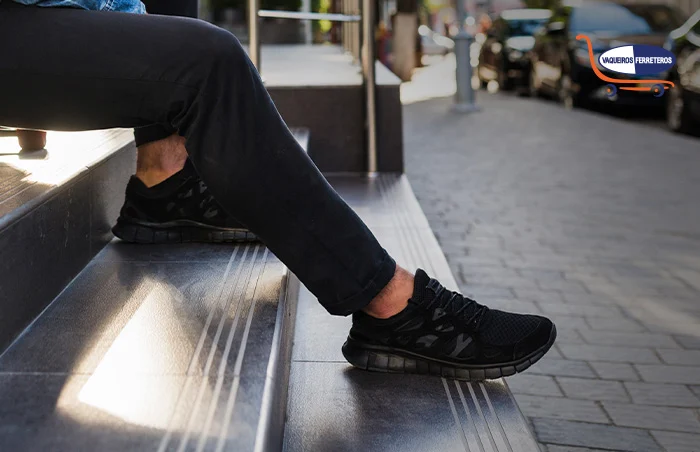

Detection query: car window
(623, 5), (686, 32)
(571, 4), (682, 35)
(506, 19), (549, 37)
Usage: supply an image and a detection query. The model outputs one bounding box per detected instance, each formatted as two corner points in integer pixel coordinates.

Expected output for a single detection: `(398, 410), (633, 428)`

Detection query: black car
(665, 9), (700, 134)
(478, 9), (552, 91)
(528, 1), (686, 108)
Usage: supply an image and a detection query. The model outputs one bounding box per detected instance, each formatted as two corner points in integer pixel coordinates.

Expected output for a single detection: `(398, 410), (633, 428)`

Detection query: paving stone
(589, 362), (640, 381)
(656, 348), (700, 366)
(514, 394), (609, 424)
(560, 293), (617, 307)
(581, 316), (646, 333)
(626, 308), (700, 337)
(546, 315), (590, 331)
(458, 267), (520, 283)
(536, 303), (622, 318)
(450, 255), (505, 269)
(554, 328), (586, 345)
(546, 446), (621, 452)
(511, 289), (566, 304)
(506, 374), (564, 397)
(458, 284), (515, 299)
(508, 255), (583, 271)
(671, 268), (700, 292)
(558, 344), (660, 364)
(635, 364), (700, 385)
(538, 343), (560, 358)
(674, 335), (700, 350)
(529, 358), (596, 379)
(532, 418), (659, 452)
(557, 377), (630, 402)
(483, 298), (541, 314)
(651, 430), (700, 452)
(576, 330), (679, 348)
(602, 402), (700, 433)
(536, 279), (590, 294)
(624, 381), (700, 407)
(517, 269), (566, 282)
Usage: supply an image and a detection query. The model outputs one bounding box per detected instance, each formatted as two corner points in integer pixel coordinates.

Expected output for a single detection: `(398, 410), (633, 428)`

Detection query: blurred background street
(404, 52), (700, 451)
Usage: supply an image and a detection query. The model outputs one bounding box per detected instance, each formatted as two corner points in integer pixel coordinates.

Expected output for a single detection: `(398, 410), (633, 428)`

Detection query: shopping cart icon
(576, 35), (674, 98)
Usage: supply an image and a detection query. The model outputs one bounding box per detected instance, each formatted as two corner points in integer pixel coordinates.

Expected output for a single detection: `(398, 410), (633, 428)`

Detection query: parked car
(665, 9), (700, 134)
(528, 1), (686, 108)
(478, 9), (552, 91)
(419, 25), (455, 56)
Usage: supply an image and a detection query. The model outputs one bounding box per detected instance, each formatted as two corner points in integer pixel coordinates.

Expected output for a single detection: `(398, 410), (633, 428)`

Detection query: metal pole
(342, 0), (348, 52)
(248, 0), (261, 71)
(301, 0), (312, 44)
(452, 0), (480, 113)
(361, 0), (377, 174)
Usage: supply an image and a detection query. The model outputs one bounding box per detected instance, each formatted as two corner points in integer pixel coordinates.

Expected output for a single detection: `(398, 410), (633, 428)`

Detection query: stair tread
(0, 129), (132, 230)
(283, 174), (539, 452)
(0, 129), (135, 353)
(0, 128), (310, 451)
(0, 242), (292, 451)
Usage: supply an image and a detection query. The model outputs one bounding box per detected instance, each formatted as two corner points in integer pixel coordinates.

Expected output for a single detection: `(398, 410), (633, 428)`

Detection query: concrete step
(0, 129), (135, 351)
(260, 45), (403, 173)
(0, 128), (309, 452)
(283, 174), (540, 452)
(0, 241), (297, 451)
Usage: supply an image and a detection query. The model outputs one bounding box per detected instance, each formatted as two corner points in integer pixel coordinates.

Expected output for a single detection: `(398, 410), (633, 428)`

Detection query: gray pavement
(403, 61), (700, 452)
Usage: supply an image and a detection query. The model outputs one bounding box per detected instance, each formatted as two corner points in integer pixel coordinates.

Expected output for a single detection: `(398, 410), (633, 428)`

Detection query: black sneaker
(342, 269), (556, 380)
(112, 160), (258, 244)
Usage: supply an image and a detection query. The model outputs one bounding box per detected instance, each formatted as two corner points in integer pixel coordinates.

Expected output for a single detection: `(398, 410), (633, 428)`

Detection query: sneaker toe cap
(513, 316), (556, 360)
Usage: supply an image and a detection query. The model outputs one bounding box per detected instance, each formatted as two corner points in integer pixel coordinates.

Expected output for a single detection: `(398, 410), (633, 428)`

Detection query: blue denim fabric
(9, 0), (145, 13)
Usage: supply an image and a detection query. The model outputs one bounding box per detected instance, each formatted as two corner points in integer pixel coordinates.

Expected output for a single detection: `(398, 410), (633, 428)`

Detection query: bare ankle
(135, 134), (188, 188)
(363, 266), (414, 319)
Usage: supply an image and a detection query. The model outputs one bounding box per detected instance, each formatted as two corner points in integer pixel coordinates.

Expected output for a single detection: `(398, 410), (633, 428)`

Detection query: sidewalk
(403, 57), (700, 452)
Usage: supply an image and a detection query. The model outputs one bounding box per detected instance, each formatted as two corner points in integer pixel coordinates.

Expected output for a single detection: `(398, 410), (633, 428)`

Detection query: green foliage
(314, 0), (333, 33)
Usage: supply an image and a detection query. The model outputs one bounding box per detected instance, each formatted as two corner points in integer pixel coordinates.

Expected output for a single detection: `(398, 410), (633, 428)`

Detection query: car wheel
(499, 67), (514, 92)
(666, 83), (696, 134)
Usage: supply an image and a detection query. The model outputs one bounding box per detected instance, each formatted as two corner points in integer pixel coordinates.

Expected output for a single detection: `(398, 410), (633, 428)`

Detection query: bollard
(452, 31), (480, 113)
(451, 0), (480, 114)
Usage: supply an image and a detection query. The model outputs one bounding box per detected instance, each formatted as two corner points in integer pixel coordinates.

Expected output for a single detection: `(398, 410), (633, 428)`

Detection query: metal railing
(247, 0), (378, 174)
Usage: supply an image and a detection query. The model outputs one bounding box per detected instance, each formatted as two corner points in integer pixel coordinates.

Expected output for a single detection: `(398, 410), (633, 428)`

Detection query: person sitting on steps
(0, 0), (556, 379)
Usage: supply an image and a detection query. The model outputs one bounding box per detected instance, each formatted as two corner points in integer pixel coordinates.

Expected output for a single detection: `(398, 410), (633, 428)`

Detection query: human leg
(0, 3), (555, 378)
(0, 3), (395, 315)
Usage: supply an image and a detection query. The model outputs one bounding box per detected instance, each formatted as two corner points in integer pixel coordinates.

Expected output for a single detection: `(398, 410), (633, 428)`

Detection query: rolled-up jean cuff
(134, 124), (176, 147)
(324, 253), (397, 316)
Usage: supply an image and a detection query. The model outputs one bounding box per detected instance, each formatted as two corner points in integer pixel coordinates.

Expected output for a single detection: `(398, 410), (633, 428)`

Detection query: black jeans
(135, 0), (198, 146)
(0, 2), (396, 316)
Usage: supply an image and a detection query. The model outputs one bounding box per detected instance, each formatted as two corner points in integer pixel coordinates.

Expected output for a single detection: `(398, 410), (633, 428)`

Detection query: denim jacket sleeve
(10, 0), (146, 14)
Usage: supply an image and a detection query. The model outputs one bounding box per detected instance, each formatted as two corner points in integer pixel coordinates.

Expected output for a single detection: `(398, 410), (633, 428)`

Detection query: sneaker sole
(112, 220), (259, 244)
(341, 324), (557, 380)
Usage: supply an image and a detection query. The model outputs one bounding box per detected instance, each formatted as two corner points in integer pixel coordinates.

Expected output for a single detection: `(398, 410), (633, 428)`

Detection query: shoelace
(427, 282), (489, 331)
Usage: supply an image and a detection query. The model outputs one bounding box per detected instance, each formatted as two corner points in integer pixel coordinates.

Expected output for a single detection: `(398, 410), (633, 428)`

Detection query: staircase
(0, 50), (540, 452)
